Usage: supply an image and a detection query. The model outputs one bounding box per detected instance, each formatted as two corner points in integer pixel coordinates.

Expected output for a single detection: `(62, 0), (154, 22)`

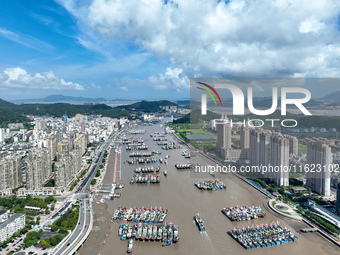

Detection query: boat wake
(200, 231), (209, 238)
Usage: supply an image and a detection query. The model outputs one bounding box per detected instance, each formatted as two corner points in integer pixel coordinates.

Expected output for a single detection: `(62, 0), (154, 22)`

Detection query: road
(50, 129), (127, 254)
(54, 199), (91, 255)
(46, 127), (128, 254)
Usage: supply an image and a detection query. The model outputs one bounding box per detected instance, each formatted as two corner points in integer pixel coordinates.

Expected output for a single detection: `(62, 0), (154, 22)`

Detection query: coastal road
(53, 199), (91, 255)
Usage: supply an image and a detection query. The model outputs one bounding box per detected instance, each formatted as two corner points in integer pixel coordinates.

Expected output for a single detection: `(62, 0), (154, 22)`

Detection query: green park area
(298, 144), (307, 154)
(0, 195), (56, 216)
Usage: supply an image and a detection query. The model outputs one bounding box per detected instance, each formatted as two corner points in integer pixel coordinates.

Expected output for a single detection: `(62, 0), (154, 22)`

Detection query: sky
(0, 0), (340, 101)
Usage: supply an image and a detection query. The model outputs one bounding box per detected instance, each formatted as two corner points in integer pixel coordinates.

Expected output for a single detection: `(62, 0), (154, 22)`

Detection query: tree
(55, 234), (63, 243)
(40, 239), (48, 247)
(91, 179), (96, 185)
(44, 195), (55, 204)
(267, 187), (276, 193)
(51, 224), (59, 232)
(50, 236), (58, 246)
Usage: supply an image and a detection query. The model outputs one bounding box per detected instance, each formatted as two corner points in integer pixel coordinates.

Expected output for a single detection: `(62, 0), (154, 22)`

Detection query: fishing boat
(163, 170), (167, 176)
(118, 224), (123, 236)
(173, 225), (179, 242)
(127, 239), (133, 253)
(194, 213), (205, 231)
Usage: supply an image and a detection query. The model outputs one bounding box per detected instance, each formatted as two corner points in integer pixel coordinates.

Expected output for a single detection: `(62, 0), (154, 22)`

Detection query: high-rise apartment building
(306, 139), (331, 197)
(288, 136), (298, 155)
(57, 141), (69, 153)
(0, 128), (4, 143)
(46, 135), (57, 160)
(74, 133), (87, 155)
(25, 148), (51, 190)
(271, 135), (290, 186)
(249, 129), (291, 186)
(336, 181), (340, 214)
(55, 148), (81, 188)
(35, 119), (46, 131)
(0, 155), (22, 192)
(240, 119), (250, 159)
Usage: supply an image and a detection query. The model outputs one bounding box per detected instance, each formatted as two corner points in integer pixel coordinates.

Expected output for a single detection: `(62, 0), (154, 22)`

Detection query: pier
(301, 228), (318, 232)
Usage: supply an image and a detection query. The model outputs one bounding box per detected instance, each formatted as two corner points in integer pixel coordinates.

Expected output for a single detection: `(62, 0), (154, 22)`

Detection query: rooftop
(0, 214), (24, 229)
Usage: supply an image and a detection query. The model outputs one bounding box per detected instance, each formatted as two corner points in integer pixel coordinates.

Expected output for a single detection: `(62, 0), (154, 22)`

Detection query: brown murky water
(79, 122), (339, 255)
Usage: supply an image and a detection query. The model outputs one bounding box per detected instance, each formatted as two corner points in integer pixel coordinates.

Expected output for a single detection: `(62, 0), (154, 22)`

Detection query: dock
(301, 227), (318, 232)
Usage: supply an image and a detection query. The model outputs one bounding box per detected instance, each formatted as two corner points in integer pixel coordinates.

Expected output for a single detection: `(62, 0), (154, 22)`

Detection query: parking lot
(0, 231), (52, 255)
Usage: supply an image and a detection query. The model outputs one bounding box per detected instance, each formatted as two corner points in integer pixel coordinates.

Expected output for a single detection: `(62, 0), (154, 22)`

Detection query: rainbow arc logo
(196, 82), (222, 109)
(196, 82), (222, 106)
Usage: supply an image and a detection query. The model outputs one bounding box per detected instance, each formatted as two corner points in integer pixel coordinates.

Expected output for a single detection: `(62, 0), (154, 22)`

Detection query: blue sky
(0, 0), (340, 101)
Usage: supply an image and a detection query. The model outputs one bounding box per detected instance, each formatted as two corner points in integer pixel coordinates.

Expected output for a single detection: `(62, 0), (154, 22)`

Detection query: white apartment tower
(306, 140), (332, 197)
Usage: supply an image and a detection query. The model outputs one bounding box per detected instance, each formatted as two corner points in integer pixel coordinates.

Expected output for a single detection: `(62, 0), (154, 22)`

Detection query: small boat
(194, 213), (205, 231)
(127, 239), (133, 253)
(163, 170), (167, 176)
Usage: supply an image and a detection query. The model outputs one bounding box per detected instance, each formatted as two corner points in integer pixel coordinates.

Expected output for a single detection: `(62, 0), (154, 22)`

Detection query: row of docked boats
(228, 222), (298, 249)
(123, 137), (144, 145)
(130, 174), (160, 184)
(157, 141), (168, 146)
(194, 180), (226, 190)
(129, 152), (153, 157)
(153, 137), (167, 141)
(134, 166), (160, 173)
(159, 158), (168, 164)
(150, 132), (165, 137)
(194, 213), (205, 231)
(175, 163), (194, 169)
(128, 157), (157, 164)
(118, 222), (179, 243)
(222, 206), (266, 221)
(113, 206), (168, 223)
(129, 130), (146, 134)
(126, 145), (148, 150)
(161, 145), (181, 150)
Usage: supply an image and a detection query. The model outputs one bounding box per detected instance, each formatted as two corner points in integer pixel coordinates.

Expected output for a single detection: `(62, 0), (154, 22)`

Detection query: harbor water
(79, 121), (340, 255)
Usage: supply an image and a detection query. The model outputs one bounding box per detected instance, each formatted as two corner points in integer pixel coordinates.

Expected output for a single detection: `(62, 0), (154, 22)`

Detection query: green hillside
(116, 100), (177, 112)
(173, 109), (220, 124)
(0, 98), (132, 127)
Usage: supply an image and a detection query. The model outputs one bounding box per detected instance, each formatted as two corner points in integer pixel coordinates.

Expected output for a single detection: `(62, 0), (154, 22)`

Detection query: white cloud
(91, 82), (101, 89)
(299, 17), (325, 34)
(0, 27), (55, 52)
(113, 67), (189, 92)
(0, 67), (84, 90)
(58, 0), (340, 88)
(120, 86), (128, 91)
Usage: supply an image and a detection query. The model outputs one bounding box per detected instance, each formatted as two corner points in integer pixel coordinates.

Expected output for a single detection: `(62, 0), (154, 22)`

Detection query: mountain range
(11, 95), (131, 103)
(322, 91), (340, 101)
(0, 98), (180, 128)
